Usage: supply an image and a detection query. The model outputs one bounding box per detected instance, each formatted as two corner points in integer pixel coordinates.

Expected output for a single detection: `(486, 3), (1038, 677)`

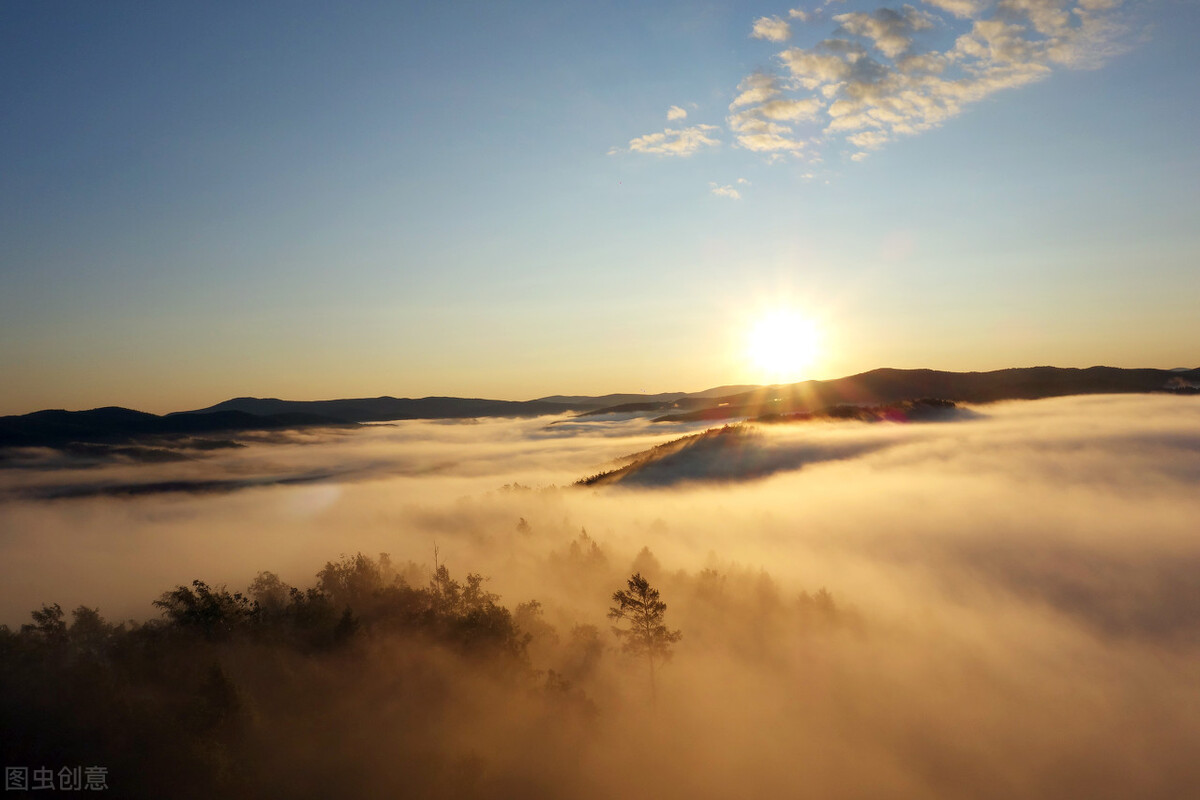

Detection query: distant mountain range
(643, 365), (1200, 422)
(179, 396), (578, 422)
(1, 366), (1196, 450)
(537, 385), (759, 407)
(0, 407), (355, 450)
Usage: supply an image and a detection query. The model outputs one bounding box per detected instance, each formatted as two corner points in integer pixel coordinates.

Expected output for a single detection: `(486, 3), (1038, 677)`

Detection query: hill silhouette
(0, 407), (354, 449)
(3, 366), (1195, 450)
(578, 399), (967, 487)
(180, 395), (577, 421)
(649, 366), (1199, 422)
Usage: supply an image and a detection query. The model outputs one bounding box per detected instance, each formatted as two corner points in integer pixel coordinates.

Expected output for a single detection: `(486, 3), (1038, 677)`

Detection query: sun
(746, 309), (822, 382)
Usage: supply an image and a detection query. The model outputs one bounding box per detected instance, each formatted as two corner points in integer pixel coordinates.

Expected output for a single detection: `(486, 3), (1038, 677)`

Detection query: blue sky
(1, 0), (1197, 414)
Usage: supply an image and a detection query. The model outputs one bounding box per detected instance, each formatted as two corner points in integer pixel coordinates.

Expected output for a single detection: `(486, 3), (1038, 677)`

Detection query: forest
(1, 541), (846, 799)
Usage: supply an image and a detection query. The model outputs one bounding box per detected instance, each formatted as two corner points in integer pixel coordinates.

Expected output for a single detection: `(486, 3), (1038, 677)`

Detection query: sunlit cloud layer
(618, 0), (1132, 166)
(2, 394), (1200, 796)
(4, 394), (1199, 631)
(2, 393), (1200, 796)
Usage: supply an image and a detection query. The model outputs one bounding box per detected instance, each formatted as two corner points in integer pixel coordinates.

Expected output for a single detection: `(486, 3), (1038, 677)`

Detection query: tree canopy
(608, 573), (681, 697)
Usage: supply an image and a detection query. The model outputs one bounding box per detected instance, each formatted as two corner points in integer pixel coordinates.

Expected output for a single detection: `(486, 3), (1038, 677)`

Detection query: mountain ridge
(646, 366), (1199, 422)
(0, 407), (356, 450)
(177, 395), (576, 422)
(2, 366), (1196, 450)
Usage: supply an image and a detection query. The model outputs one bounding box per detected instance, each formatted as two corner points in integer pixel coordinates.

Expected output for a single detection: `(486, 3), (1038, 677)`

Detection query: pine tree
(608, 573), (681, 699)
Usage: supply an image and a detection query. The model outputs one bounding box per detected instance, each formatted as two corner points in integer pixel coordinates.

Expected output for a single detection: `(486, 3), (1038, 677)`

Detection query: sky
(2, 0), (1197, 415)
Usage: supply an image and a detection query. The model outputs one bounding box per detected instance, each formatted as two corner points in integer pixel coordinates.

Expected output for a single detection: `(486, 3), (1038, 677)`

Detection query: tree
(153, 581), (255, 641)
(608, 573), (681, 699)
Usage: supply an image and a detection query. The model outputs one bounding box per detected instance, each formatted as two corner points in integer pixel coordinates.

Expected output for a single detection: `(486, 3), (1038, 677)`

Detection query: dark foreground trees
(0, 555), (545, 800)
(608, 573), (682, 698)
(0, 546), (862, 799)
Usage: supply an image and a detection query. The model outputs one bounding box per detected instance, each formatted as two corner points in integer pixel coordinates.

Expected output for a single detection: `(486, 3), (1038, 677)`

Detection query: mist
(3, 394), (1200, 798)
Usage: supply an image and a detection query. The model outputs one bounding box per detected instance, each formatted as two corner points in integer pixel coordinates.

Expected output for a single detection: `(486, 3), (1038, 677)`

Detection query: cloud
(848, 130), (890, 149)
(729, 124), (809, 153)
(770, 0), (1131, 158)
(1046, 1), (1132, 68)
(833, 6), (936, 59)
(667, 104), (688, 121)
(625, 124), (721, 156)
(921, 0), (987, 18)
(758, 98), (825, 121)
(709, 183), (742, 200)
(776, 49), (855, 89)
(751, 15), (792, 42)
(730, 72), (783, 107)
(727, 74), (816, 154)
(999, 0), (1072, 36)
(619, 1), (1133, 167)
(5, 395), (1200, 797)
(954, 19), (1040, 64)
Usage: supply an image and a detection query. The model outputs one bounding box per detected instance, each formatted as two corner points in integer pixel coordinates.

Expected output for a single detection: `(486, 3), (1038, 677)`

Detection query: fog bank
(3, 394), (1200, 798)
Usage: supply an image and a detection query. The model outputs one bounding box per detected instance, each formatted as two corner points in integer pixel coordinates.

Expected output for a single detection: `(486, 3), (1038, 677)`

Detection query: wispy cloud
(922, 0), (987, 18)
(667, 104), (688, 121)
(623, 124), (721, 157)
(709, 183), (742, 200)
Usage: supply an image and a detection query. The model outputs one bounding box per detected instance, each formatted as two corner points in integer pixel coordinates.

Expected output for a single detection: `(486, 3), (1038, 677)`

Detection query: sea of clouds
(2, 393), (1199, 798)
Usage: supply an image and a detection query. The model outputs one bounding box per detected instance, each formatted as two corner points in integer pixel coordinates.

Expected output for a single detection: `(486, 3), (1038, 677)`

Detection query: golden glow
(746, 309), (822, 382)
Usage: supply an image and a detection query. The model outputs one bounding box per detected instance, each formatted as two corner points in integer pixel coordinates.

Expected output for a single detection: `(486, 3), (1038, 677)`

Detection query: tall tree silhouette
(608, 573), (681, 699)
